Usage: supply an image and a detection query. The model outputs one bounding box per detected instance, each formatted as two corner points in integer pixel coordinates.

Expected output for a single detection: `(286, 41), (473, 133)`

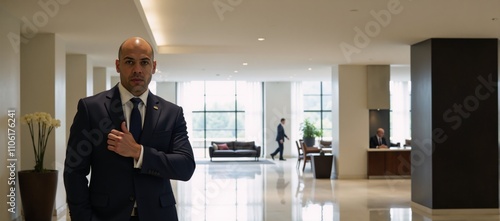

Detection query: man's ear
(115, 59), (120, 73)
(152, 60), (157, 74)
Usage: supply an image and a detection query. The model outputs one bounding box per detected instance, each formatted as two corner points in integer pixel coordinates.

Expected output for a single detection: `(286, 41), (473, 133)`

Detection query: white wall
(0, 8), (21, 221)
(157, 82), (177, 104)
(264, 82), (292, 158)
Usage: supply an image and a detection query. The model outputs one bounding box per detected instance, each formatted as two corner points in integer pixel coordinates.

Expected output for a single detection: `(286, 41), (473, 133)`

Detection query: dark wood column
(411, 38), (498, 209)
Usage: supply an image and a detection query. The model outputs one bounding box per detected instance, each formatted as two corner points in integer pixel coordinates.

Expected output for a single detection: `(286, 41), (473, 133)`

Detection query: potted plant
(300, 119), (322, 147)
(19, 112), (61, 221)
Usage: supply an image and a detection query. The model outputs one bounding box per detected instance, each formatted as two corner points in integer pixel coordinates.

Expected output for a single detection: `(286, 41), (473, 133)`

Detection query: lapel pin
(153, 106), (159, 110)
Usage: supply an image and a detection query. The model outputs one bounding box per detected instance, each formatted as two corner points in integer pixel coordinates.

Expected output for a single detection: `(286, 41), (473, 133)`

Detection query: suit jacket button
(129, 196), (135, 201)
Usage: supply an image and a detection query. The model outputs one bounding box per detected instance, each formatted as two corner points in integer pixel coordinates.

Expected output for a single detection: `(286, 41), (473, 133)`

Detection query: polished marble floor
(53, 158), (500, 221)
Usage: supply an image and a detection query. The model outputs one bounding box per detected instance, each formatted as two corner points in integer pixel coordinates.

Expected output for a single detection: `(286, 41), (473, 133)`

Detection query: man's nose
(132, 63), (142, 73)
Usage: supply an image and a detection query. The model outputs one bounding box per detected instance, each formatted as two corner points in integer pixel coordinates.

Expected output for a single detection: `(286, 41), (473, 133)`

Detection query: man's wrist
(134, 144), (142, 160)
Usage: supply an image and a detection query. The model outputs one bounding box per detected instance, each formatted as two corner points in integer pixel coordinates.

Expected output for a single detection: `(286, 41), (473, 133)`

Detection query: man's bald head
(118, 37), (155, 60)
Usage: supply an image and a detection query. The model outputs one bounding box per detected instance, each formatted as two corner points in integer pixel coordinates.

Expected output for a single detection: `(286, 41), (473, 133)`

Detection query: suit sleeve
(369, 136), (377, 148)
(63, 99), (92, 221)
(277, 125), (287, 140)
(140, 107), (196, 181)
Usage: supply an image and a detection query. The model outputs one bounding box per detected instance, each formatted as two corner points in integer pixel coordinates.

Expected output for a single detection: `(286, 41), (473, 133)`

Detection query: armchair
(300, 141), (321, 172)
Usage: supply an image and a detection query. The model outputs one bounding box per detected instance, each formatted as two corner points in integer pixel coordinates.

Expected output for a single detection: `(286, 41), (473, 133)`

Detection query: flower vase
(18, 170), (58, 221)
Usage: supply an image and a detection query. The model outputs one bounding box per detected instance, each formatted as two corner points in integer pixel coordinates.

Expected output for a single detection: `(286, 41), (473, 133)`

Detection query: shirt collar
(118, 82), (149, 106)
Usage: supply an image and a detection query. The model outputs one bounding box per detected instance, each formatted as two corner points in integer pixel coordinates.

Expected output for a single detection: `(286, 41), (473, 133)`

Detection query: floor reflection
(52, 158), (500, 221)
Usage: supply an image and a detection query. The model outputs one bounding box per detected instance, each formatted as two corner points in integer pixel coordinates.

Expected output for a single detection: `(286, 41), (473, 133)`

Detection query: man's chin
(130, 86), (147, 96)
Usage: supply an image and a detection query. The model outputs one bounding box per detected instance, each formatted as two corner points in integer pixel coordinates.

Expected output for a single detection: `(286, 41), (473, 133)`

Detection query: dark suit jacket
(275, 124), (288, 142)
(369, 135), (388, 148)
(64, 85), (195, 221)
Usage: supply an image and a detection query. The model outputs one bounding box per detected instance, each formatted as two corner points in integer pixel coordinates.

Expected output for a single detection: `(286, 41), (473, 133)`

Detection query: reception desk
(367, 148), (411, 178)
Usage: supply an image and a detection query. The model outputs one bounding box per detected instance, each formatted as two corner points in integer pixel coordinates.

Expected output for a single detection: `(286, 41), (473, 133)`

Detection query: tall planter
(303, 137), (316, 147)
(18, 170), (58, 221)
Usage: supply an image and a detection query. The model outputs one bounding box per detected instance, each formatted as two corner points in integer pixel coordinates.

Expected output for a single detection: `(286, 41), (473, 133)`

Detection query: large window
(302, 81), (332, 140)
(181, 81), (263, 158)
(389, 81), (411, 144)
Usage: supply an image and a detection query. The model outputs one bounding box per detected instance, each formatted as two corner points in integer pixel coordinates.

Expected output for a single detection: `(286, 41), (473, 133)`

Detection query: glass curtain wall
(178, 81), (263, 158)
(302, 81), (333, 141)
(389, 81), (411, 144)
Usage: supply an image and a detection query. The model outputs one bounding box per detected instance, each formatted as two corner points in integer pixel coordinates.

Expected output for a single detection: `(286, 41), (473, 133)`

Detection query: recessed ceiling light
(242, 63), (248, 66)
(258, 37), (265, 41)
(308, 68), (312, 71)
(234, 70), (238, 73)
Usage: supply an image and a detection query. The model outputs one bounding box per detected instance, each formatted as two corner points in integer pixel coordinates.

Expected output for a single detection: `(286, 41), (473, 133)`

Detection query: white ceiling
(2, 0), (499, 82)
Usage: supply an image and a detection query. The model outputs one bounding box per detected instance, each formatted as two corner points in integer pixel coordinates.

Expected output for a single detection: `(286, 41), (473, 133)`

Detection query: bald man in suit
(64, 37), (195, 221)
(369, 128), (388, 149)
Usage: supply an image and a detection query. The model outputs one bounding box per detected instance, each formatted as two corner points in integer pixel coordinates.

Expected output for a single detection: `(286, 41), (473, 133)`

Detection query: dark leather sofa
(209, 141), (261, 161)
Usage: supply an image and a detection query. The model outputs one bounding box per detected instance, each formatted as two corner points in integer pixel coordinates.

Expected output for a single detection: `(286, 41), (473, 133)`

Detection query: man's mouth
(131, 78), (143, 83)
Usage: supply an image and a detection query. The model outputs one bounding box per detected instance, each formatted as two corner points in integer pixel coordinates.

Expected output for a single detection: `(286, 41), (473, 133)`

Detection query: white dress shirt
(118, 83), (147, 168)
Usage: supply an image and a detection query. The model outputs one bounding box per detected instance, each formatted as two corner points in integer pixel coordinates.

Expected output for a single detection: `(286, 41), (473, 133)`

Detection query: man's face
(115, 38), (156, 96)
(377, 130), (385, 137)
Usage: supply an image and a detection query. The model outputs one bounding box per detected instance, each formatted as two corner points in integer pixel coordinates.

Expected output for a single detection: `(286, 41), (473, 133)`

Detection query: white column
(20, 33), (67, 215)
(264, 82), (292, 158)
(93, 67), (109, 94)
(66, 54), (92, 137)
(0, 8), (21, 220)
(156, 82), (177, 103)
(367, 65), (390, 109)
(331, 65), (369, 179)
(110, 76), (120, 87)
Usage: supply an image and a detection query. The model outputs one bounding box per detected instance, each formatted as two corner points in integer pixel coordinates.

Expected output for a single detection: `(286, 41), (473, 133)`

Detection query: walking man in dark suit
(64, 37), (196, 221)
(270, 118), (289, 161)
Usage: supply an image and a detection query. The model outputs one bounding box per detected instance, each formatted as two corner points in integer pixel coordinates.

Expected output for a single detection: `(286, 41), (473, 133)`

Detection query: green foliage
(300, 119), (323, 138)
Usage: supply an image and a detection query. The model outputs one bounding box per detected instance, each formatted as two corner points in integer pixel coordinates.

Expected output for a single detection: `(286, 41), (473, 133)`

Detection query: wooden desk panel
(367, 149), (411, 178)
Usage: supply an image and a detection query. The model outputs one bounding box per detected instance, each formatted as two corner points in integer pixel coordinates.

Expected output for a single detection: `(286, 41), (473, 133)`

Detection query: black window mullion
(234, 82), (238, 141)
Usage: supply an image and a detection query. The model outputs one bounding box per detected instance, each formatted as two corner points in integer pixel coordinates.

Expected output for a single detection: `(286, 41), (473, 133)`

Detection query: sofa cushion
(212, 143), (218, 150)
(234, 149), (258, 157)
(234, 141), (255, 150)
(217, 143), (230, 150)
(212, 150), (237, 156)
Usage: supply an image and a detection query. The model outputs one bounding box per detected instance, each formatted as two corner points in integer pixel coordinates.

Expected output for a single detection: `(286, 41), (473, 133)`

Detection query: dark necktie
(129, 98), (142, 142)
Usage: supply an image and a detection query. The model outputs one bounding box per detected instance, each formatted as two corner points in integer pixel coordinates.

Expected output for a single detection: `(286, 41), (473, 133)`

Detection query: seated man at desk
(369, 128), (388, 149)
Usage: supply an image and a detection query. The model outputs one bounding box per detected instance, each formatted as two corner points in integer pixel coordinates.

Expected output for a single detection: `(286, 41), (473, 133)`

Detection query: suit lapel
(104, 85), (125, 130)
(140, 92), (160, 142)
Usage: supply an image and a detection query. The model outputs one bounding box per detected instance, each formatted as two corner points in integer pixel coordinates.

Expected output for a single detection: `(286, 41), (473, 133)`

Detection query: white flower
(21, 112), (61, 172)
(51, 119), (61, 128)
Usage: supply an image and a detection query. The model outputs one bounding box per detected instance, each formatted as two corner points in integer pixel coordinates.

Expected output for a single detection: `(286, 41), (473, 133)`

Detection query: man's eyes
(124, 60), (150, 65)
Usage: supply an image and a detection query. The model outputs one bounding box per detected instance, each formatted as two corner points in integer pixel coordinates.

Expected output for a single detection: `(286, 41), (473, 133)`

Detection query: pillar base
(411, 202), (499, 216)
